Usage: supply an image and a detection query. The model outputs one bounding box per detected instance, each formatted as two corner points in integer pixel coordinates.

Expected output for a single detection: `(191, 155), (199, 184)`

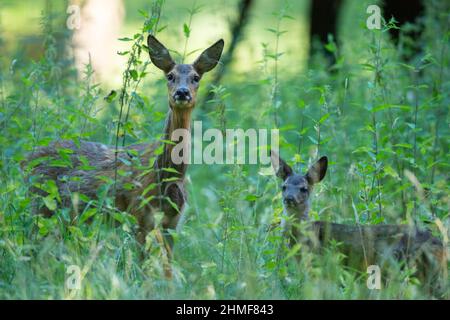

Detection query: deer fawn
(270, 151), (447, 296)
(22, 35), (224, 276)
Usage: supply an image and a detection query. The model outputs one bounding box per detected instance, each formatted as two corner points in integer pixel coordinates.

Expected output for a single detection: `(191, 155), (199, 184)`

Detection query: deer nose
(284, 195), (296, 205)
(174, 88), (191, 101)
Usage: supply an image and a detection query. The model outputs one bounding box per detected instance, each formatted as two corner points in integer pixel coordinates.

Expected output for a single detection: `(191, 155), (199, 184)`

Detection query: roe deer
(270, 151), (447, 296)
(22, 35), (224, 275)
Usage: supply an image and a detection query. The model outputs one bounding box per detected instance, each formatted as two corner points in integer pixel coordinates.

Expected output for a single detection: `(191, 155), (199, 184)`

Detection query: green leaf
(68, 226), (83, 238)
(123, 122), (137, 138)
(183, 23), (190, 38)
(26, 156), (50, 170)
(352, 146), (373, 154)
(131, 91), (145, 109)
(282, 14), (295, 20)
(104, 90), (117, 103)
(43, 196), (57, 211)
(49, 159), (71, 168)
(113, 212), (125, 224)
(118, 37), (133, 42)
(245, 194), (260, 202)
(37, 220), (49, 236)
(78, 193), (91, 203)
(319, 113), (330, 124)
(165, 197), (180, 214)
(138, 196), (155, 209)
(123, 183), (135, 191)
(360, 63), (375, 71)
(162, 167), (179, 174)
(297, 99), (305, 109)
(97, 175), (114, 184)
(372, 104), (412, 112)
(324, 42), (336, 53)
(138, 9), (149, 18)
(137, 168), (154, 178)
(141, 183), (157, 197)
(384, 165), (400, 180)
(129, 69), (138, 81)
(284, 243), (301, 260)
(79, 208), (96, 224)
(154, 144), (164, 156)
(394, 143), (412, 149)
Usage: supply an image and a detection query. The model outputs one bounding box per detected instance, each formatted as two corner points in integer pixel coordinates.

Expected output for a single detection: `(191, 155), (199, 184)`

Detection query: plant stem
(182, 1), (197, 63)
(370, 30), (383, 219)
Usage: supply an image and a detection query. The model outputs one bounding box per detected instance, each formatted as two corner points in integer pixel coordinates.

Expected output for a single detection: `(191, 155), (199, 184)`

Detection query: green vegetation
(0, 0), (448, 299)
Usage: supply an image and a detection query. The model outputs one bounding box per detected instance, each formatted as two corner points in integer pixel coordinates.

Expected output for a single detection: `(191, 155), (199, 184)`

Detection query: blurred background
(1, 0), (310, 84)
(1, 0), (426, 79)
(0, 0), (448, 299)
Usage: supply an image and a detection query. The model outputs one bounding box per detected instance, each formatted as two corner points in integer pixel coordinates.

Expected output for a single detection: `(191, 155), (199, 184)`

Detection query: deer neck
(282, 201), (310, 241)
(156, 106), (193, 179)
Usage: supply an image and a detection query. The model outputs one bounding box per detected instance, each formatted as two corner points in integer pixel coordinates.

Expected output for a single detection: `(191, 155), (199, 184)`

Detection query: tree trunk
(71, 0), (125, 81)
(199, 0), (254, 111)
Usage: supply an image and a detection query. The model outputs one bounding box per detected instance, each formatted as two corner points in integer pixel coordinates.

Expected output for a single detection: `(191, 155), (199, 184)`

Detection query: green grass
(0, 0), (449, 299)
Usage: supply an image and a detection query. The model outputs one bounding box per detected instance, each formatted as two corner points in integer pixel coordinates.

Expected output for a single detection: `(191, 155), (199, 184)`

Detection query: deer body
(299, 221), (444, 277)
(271, 151), (446, 294)
(24, 36), (224, 262)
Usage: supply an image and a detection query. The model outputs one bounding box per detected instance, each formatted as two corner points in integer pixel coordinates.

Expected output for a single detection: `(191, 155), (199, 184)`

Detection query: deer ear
(270, 150), (293, 181)
(147, 35), (175, 73)
(306, 156), (328, 185)
(193, 39), (224, 75)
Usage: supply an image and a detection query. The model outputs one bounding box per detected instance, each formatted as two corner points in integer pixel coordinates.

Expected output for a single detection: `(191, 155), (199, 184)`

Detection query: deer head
(271, 151), (328, 219)
(147, 35), (224, 109)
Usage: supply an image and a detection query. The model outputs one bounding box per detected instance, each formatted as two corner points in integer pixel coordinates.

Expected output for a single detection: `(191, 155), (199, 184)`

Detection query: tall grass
(0, 0), (448, 299)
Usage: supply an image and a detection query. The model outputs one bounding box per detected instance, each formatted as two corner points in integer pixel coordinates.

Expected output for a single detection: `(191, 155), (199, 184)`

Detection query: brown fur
(22, 36), (224, 277)
(271, 152), (447, 295)
(296, 221), (446, 290)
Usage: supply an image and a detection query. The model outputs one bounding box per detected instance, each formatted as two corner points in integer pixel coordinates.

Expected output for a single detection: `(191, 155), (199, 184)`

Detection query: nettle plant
(0, 0), (448, 300)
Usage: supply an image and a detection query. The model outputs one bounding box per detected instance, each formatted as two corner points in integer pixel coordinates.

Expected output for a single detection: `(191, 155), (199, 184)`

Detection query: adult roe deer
(270, 151), (447, 296)
(22, 35), (224, 274)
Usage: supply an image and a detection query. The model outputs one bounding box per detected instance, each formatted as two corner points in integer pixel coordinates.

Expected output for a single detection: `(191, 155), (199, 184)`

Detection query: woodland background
(0, 0), (448, 299)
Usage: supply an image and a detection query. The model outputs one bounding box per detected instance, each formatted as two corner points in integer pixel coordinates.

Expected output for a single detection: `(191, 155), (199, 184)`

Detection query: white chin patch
(175, 100), (189, 105)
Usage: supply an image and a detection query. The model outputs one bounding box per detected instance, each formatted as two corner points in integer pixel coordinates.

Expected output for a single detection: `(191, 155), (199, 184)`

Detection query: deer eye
(300, 187), (308, 193)
(282, 185), (286, 192)
(167, 74), (174, 81)
(192, 75), (200, 83)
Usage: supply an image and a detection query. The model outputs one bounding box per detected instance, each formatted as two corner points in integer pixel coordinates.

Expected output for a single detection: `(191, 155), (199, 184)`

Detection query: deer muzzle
(173, 87), (192, 104)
